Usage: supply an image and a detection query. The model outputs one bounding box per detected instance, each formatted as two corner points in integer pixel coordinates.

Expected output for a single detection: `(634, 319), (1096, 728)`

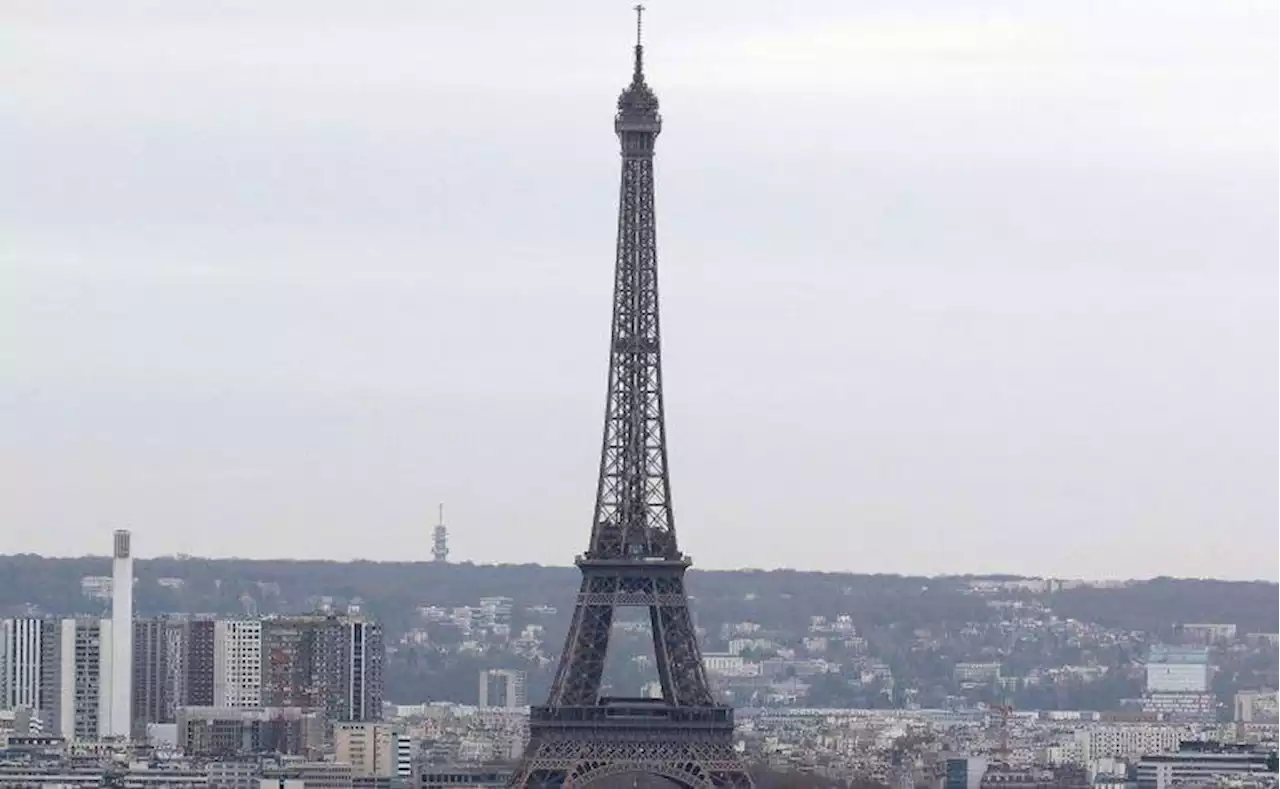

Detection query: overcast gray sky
(1, 1), (1275, 580)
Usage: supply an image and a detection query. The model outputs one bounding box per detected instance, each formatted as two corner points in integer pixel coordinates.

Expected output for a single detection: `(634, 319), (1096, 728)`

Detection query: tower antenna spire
(633, 4), (645, 80)
(431, 502), (449, 563)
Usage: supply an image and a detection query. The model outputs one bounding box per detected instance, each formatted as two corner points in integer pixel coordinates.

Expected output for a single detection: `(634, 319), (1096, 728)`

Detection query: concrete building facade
(176, 705), (324, 757)
(261, 615), (384, 722)
(1144, 646), (1210, 693)
(1074, 725), (1185, 761)
(214, 619), (263, 708)
(0, 618), (47, 711)
(334, 721), (401, 777)
(55, 617), (113, 741)
(1135, 742), (1276, 789)
(132, 618), (176, 737)
(184, 619), (217, 707)
(478, 670), (527, 709)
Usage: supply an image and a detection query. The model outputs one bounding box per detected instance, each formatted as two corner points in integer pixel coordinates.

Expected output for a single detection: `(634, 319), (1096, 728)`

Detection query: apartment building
(0, 618), (47, 711)
(335, 721), (403, 778)
(261, 615), (384, 722)
(478, 670), (527, 709)
(214, 619), (263, 707)
(55, 617), (114, 741)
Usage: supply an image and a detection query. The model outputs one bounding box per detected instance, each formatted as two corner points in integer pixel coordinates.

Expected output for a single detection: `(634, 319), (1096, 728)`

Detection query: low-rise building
(176, 707), (324, 758)
(1135, 741), (1277, 789)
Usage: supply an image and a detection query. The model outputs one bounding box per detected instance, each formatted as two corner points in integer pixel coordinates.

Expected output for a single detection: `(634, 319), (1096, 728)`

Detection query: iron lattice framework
(510, 12), (753, 789)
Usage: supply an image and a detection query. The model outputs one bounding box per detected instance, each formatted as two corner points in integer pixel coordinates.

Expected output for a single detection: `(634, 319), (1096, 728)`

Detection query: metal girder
(511, 725), (753, 789)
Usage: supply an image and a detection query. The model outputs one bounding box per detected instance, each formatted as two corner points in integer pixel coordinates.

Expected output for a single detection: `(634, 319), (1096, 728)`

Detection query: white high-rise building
(1, 617), (125, 742)
(109, 530), (133, 738)
(213, 619), (262, 707)
(478, 669), (527, 709)
(57, 617), (113, 741)
(1145, 646), (1211, 693)
(0, 618), (46, 710)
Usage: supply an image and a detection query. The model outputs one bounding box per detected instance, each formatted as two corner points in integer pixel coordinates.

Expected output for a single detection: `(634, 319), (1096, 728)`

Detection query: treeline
(0, 555), (1003, 636)
(0, 555), (1274, 708)
(0, 555), (1274, 634)
(1051, 578), (1279, 634)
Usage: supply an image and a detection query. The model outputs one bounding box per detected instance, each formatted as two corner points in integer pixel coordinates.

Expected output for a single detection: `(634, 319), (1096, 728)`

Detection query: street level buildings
(176, 705), (324, 757)
(1135, 741), (1276, 789)
(335, 721), (406, 778)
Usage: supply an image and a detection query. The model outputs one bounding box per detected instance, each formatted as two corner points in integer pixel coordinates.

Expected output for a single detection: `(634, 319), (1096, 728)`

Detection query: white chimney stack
(110, 529), (133, 739)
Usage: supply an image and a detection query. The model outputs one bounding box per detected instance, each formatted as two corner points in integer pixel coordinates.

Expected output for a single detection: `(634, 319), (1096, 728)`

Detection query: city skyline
(2, 2), (1276, 581)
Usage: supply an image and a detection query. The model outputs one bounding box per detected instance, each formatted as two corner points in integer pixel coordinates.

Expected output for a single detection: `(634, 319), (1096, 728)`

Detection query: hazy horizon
(2, 2), (1276, 581)
(5, 550), (1278, 586)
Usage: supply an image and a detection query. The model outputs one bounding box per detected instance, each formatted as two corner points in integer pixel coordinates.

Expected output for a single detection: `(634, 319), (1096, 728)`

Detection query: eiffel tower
(508, 9), (753, 789)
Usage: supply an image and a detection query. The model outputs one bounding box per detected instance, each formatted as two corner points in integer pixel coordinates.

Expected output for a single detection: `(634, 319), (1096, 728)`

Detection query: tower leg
(547, 576), (615, 707)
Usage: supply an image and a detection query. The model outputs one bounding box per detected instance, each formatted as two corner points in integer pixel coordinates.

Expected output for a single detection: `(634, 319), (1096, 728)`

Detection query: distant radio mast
(432, 503), (449, 563)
